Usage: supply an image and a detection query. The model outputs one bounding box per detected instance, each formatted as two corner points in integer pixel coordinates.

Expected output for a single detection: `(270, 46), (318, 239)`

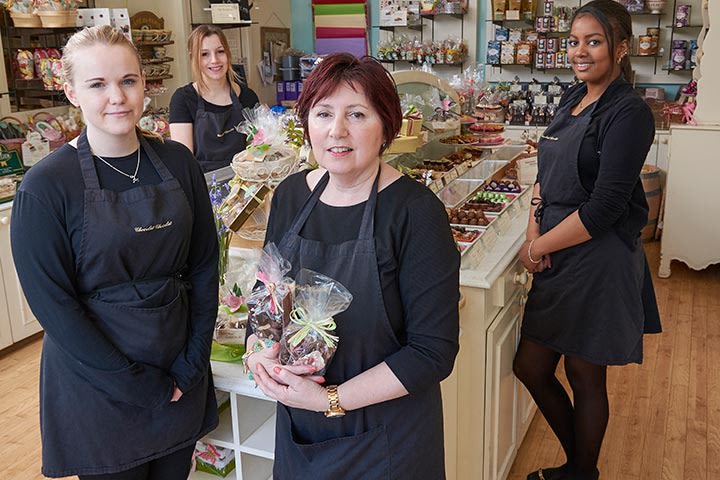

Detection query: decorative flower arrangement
(231, 104), (303, 185)
(235, 104), (304, 163)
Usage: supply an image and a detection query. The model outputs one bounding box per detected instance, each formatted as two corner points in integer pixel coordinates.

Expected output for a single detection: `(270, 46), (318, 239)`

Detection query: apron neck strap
(288, 167), (382, 240)
(77, 129), (173, 188)
(196, 83), (241, 114)
(77, 128), (100, 189)
(138, 134), (173, 182)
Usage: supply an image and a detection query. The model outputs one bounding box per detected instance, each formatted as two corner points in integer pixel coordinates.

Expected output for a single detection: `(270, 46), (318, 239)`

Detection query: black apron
(193, 85), (247, 173)
(40, 131), (215, 477)
(522, 99), (653, 365)
(273, 171), (446, 480)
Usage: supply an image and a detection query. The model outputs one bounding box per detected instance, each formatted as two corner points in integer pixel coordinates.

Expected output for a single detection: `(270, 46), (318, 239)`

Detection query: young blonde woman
(11, 25), (219, 479)
(170, 25), (259, 172)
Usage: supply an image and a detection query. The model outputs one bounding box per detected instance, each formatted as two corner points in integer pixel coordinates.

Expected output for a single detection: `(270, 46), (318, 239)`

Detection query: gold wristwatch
(324, 385), (345, 418)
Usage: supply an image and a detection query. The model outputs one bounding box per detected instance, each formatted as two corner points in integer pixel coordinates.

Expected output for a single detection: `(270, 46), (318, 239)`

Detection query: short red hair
(295, 54), (402, 155)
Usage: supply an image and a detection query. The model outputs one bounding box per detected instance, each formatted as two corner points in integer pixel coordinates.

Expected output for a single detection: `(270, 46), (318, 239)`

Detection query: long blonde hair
(62, 25), (161, 140)
(187, 25), (242, 97)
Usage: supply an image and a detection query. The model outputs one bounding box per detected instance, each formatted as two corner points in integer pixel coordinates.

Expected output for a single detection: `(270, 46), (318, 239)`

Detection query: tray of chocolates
(439, 134), (481, 145)
(483, 179), (524, 194)
(461, 191), (517, 215)
(452, 225), (484, 244)
(468, 122), (505, 133)
(447, 207), (495, 227)
(444, 147), (488, 166)
(452, 226), (485, 254)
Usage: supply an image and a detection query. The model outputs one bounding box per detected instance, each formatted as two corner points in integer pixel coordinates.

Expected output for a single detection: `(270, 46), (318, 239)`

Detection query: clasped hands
(247, 343), (329, 412)
(519, 238), (552, 273)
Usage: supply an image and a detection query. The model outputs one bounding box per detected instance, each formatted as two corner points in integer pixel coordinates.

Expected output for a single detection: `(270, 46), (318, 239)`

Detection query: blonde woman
(170, 25), (259, 172)
(11, 25), (219, 479)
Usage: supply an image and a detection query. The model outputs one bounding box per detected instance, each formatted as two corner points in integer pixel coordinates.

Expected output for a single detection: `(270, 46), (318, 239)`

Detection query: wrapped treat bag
(279, 269), (353, 375)
(246, 243), (294, 342)
(214, 259), (258, 347)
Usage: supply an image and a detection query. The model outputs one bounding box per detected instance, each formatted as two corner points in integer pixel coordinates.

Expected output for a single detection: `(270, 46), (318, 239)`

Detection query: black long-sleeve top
(11, 137), (219, 406)
(261, 171), (460, 393)
(558, 76), (655, 247)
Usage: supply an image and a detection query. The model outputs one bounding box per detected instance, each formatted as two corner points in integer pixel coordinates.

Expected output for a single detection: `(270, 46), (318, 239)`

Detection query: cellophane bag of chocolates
(246, 243), (294, 342)
(279, 269), (353, 375)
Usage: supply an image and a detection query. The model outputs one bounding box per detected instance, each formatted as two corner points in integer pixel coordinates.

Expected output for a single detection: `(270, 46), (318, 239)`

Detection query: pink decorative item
(681, 102), (697, 126)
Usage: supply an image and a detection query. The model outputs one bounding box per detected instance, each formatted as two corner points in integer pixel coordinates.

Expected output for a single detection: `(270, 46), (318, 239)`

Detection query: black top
(558, 77), (655, 246)
(264, 171), (460, 394)
(169, 82), (260, 124)
(11, 138), (218, 388)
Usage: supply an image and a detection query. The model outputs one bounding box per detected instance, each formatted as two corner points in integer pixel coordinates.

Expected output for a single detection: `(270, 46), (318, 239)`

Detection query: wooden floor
(1, 241), (718, 480)
(508, 241), (720, 480)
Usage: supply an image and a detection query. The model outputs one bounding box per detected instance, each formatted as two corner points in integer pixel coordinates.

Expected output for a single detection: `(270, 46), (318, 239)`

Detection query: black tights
(514, 338), (608, 478)
(78, 444), (195, 480)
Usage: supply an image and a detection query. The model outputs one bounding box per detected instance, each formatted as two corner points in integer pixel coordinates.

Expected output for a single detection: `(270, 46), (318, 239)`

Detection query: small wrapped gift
(247, 243), (294, 343)
(279, 269), (353, 376)
(193, 442), (235, 478)
(400, 105), (423, 136)
(219, 182), (271, 232)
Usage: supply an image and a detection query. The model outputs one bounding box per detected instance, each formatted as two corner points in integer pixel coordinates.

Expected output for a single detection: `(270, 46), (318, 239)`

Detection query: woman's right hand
(246, 343), (322, 385)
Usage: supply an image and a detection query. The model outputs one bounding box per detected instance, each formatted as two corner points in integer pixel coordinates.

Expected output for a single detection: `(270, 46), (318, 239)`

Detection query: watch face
(325, 409), (345, 418)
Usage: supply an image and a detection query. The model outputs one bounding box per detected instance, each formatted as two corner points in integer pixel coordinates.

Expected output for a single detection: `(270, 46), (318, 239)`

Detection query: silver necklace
(93, 148), (141, 183)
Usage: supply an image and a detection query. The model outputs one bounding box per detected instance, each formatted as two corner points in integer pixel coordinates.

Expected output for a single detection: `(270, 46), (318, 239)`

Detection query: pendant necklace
(93, 147), (141, 183)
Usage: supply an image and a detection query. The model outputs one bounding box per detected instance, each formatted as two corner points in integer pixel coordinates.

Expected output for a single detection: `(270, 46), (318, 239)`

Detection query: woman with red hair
(244, 53), (460, 479)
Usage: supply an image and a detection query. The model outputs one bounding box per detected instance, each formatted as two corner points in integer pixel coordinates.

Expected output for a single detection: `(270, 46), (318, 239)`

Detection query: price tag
(528, 83), (543, 93)
(434, 178), (444, 191)
(534, 94), (547, 105)
(429, 182), (440, 194)
(445, 168), (459, 183)
(510, 84), (522, 92)
(505, 9), (520, 20)
(456, 163), (469, 177)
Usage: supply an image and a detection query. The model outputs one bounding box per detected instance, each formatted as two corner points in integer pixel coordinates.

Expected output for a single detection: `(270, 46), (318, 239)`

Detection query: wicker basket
(10, 12), (42, 28)
(38, 9), (78, 28)
(0, 116), (29, 164)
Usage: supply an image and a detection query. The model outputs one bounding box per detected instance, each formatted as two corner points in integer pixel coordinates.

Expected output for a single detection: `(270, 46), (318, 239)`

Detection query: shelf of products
(664, 0), (706, 74)
(130, 12), (174, 88)
(0, 8), (84, 111)
(486, 0), (680, 80)
(376, 6), (466, 71)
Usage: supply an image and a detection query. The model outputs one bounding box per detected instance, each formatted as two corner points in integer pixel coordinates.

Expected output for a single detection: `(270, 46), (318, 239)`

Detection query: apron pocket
(289, 423), (391, 479)
(83, 281), (189, 368)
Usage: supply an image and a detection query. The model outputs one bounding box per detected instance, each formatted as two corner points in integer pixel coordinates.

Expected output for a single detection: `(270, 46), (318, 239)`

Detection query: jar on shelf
(675, 5), (691, 27)
(637, 35), (653, 56)
(671, 40), (688, 70)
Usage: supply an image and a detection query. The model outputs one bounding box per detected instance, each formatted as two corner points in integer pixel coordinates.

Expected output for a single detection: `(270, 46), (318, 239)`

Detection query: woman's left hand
(254, 363), (328, 412)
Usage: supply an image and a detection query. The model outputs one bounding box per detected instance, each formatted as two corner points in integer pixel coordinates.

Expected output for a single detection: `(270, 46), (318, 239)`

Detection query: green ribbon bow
(288, 307), (339, 349)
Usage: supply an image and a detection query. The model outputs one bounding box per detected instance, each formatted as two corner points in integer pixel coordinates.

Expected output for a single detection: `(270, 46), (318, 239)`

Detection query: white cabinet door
(0, 212), (42, 342)
(655, 132), (670, 173)
(484, 291), (522, 480)
(514, 297), (536, 443)
(0, 265), (12, 350)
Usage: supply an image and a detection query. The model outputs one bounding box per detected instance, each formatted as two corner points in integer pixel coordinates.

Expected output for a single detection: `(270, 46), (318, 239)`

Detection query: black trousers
(78, 445), (195, 480)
